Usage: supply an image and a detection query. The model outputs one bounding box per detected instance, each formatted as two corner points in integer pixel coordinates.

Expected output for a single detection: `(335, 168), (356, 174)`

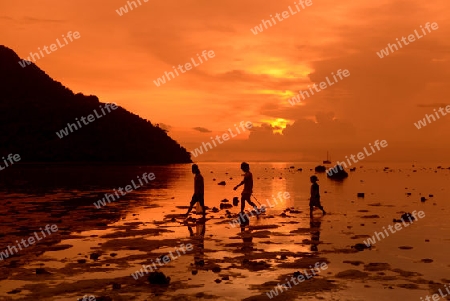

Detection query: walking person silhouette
(185, 164), (206, 220)
(309, 175), (326, 218)
(233, 162), (258, 214)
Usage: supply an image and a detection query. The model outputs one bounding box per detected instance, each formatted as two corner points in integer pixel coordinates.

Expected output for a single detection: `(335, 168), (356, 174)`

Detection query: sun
(263, 118), (290, 134)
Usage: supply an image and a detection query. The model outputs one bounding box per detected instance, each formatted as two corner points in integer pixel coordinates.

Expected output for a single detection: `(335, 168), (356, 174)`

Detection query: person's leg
(318, 203), (326, 215)
(243, 193), (255, 210)
(199, 195), (206, 219)
(247, 196), (261, 217)
(240, 194), (246, 212)
(238, 211), (247, 224)
(310, 206), (314, 218)
(185, 204), (194, 216)
(187, 226), (194, 236)
(186, 196), (197, 217)
(247, 196), (257, 208)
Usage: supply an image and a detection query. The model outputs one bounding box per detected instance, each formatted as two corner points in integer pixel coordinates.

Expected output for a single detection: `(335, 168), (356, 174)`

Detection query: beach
(0, 162), (449, 300)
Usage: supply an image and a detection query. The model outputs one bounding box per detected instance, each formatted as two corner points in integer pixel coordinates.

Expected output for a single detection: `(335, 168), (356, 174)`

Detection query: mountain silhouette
(0, 46), (192, 164)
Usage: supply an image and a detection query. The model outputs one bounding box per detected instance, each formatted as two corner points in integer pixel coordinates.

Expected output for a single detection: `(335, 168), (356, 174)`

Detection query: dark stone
(89, 253), (101, 260)
(315, 165), (326, 172)
(400, 213), (415, 222)
(352, 243), (371, 251)
(36, 268), (51, 275)
(421, 259), (433, 263)
(147, 272), (171, 285)
(220, 203), (233, 210)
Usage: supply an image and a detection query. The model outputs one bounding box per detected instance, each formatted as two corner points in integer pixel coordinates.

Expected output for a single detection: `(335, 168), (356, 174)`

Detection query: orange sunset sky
(2, 0), (450, 162)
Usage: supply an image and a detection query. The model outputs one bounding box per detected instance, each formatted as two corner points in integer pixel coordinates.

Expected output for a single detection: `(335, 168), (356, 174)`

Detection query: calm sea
(0, 162), (449, 300)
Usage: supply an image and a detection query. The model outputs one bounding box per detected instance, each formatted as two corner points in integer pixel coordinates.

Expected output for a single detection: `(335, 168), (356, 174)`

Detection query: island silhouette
(0, 46), (191, 164)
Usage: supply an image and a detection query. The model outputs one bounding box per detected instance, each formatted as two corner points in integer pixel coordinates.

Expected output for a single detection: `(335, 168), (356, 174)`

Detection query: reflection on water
(187, 220), (206, 269)
(0, 162), (450, 300)
(310, 217), (322, 252)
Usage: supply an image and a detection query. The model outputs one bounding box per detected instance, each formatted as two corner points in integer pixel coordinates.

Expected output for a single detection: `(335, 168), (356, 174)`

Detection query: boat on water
(315, 165), (326, 172)
(323, 151), (331, 164)
(327, 164), (349, 180)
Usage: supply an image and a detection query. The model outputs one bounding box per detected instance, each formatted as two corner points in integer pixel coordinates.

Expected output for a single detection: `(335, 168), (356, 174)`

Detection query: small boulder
(220, 203), (233, 210)
(90, 253), (101, 260)
(148, 272), (170, 285)
(352, 243), (371, 251)
(36, 268), (51, 275)
(112, 283), (121, 290)
(401, 213), (415, 222)
(315, 165), (326, 172)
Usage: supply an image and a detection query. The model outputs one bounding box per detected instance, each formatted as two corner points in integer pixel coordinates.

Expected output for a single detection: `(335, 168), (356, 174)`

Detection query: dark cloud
(23, 17), (65, 23)
(417, 103), (449, 108)
(193, 127), (212, 133)
(158, 123), (172, 131)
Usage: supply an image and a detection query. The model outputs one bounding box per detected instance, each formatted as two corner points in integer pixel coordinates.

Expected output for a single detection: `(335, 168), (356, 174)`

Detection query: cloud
(192, 127), (212, 133)
(22, 17), (65, 24)
(417, 103), (449, 108)
(158, 123), (172, 131)
(0, 16), (65, 24)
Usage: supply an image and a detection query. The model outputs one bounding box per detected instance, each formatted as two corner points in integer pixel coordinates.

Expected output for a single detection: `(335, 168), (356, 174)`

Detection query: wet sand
(0, 163), (449, 300)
